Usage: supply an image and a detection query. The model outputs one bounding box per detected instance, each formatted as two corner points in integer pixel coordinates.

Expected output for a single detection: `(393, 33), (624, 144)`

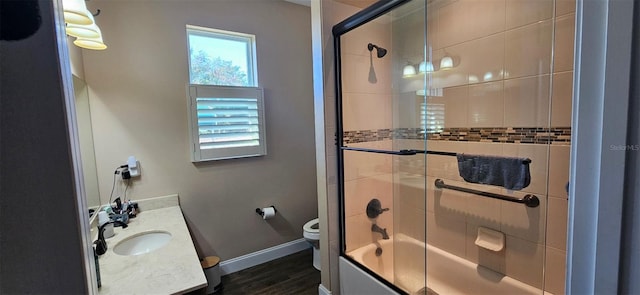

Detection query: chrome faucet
(371, 224), (389, 240)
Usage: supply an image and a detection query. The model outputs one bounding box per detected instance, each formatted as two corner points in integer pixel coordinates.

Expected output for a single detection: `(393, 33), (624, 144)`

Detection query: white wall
(82, 0), (317, 260)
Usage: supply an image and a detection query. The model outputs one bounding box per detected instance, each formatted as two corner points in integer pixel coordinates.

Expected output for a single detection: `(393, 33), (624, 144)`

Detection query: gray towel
(456, 154), (531, 190)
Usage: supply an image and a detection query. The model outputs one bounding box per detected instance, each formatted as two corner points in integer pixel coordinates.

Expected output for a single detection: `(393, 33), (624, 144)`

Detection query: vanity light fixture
(62, 0), (108, 51)
(418, 61), (434, 73)
(62, 0), (94, 25)
(74, 35), (108, 50)
(65, 15), (100, 39)
(73, 25), (107, 50)
(483, 72), (493, 81)
(440, 55), (453, 70)
(402, 63), (417, 77)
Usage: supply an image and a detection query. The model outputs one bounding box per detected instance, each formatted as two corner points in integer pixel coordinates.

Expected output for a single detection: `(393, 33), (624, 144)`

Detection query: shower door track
(341, 146), (455, 156)
(342, 147), (532, 164)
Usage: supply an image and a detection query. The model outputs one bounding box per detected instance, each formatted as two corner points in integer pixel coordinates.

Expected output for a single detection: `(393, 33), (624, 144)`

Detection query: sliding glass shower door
(336, 0), (428, 293)
(335, 0), (571, 294)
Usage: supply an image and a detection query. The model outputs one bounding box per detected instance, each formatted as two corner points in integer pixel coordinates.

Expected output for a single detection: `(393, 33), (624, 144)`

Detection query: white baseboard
(219, 238), (310, 275)
(319, 283), (332, 295)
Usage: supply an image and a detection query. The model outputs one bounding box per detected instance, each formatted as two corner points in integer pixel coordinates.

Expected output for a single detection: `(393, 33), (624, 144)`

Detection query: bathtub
(347, 233), (547, 295)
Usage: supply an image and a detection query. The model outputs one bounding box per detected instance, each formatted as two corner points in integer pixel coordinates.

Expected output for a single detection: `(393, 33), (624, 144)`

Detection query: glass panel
(421, 0), (557, 293)
(337, 0), (570, 293)
(339, 0), (427, 293)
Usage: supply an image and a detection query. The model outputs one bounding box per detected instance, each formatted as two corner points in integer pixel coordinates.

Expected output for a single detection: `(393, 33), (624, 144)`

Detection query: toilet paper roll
(262, 207), (276, 220)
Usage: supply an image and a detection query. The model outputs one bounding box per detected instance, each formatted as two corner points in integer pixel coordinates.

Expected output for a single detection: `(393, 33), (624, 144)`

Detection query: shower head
(367, 43), (387, 58)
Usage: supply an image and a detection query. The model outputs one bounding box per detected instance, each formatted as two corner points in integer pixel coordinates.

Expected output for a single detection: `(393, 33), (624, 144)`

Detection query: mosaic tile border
(343, 127), (572, 145)
(342, 128), (393, 143)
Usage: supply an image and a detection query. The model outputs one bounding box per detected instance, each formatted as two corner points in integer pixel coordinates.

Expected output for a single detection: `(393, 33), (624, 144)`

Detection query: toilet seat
(303, 218), (319, 240)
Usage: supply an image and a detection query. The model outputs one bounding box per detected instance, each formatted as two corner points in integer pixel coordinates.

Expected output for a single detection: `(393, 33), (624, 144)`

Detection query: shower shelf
(434, 179), (540, 208)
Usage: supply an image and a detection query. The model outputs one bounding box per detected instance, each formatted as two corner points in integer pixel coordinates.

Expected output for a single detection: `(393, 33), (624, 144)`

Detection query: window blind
(197, 98), (260, 149)
(188, 85), (266, 162)
(421, 102), (444, 134)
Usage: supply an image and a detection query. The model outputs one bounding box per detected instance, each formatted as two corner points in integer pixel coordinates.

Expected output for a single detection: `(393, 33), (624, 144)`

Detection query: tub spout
(371, 224), (389, 240)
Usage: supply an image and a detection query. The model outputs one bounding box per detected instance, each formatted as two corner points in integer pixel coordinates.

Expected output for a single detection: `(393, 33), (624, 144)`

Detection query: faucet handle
(94, 238), (108, 255)
(94, 221), (128, 256)
(366, 198), (389, 219)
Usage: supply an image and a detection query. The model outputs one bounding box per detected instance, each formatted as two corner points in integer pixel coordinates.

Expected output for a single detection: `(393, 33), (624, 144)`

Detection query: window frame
(185, 25), (265, 162)
(187, 85), (266, 162)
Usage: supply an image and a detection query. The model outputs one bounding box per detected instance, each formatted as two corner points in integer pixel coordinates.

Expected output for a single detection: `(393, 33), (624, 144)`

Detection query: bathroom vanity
(93, 195), (207, 294)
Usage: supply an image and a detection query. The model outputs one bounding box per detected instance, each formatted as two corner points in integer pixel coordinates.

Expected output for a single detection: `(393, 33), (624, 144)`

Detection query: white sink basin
(113, 231), (172, 256)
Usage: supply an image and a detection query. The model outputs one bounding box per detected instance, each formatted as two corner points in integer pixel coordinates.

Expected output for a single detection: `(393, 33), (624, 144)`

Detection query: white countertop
(95, 199), (207, 294)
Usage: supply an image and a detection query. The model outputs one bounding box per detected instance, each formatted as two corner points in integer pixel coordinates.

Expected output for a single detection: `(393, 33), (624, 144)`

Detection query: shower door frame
(332, 0), (417, 293)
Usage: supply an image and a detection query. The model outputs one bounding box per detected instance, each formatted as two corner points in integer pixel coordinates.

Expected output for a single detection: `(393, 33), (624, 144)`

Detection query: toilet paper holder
(255, 206), (277, 217)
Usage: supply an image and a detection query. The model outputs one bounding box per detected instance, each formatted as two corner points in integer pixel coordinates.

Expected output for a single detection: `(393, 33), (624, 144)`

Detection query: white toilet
(303, 218), (320, 270)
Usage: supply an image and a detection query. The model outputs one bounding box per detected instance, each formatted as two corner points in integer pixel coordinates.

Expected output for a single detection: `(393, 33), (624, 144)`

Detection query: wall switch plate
(127, 156), (140, 177)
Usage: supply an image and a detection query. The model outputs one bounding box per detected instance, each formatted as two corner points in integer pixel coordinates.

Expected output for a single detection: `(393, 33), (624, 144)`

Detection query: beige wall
(81, 0), (317, 260)
(68, 35), (85, 79)
(73, 75), (101, 208)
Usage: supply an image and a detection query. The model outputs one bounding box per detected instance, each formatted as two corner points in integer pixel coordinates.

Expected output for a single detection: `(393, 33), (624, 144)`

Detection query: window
(186, 25), (265, 162)
(421, 102), (444, 134)
(187, 25), (257, 87)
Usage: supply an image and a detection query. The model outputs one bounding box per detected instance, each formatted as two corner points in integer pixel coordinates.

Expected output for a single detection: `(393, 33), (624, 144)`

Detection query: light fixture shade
(74, 33), (107, 50)
(66, 17), (100, 39)
(483, 72), (493, 81)
(63, 0), (94, 25)
(419, 61), (434, 73)
(403, 64), (416, 77)
(440, 56), (453, 70)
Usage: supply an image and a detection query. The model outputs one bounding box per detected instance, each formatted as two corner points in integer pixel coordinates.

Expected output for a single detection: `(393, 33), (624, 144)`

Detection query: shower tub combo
(333, 0), (558, 293)
(346, 234), (544, 294)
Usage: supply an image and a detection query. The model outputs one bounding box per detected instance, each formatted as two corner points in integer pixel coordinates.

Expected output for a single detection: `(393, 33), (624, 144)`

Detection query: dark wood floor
(193, 248), (320, 295)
